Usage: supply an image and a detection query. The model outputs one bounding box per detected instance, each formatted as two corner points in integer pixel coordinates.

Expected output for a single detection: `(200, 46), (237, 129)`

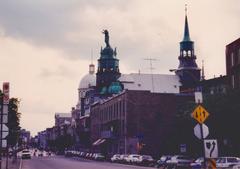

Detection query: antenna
(185, 4), (188, 16)
(143, 57), (158, 92)
(201, 60), (205, 80)
(91, 49), (93, 64)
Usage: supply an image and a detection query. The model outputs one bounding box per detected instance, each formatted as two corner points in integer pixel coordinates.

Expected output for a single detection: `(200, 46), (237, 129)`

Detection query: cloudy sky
(0, 0), (239, 135)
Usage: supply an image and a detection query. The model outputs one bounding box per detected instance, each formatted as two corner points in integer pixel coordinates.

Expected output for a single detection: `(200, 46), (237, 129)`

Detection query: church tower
(96, 30), (121, 94)
(175, 8), (200, 92)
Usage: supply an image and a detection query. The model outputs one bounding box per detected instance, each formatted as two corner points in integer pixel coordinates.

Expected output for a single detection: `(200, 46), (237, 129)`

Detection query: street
(21, 156), (154, 169)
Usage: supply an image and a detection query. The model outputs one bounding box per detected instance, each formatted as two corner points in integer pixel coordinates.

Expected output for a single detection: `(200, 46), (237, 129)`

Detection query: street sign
(3, 82), (10, 105)
(204, 139), (218, 158)
(0, 115), (8, 124)
(194, 124), (209, 139)
(180, 144), (187, 153)
(192, 105), (209, 124)
(194, 92), (203, 104)
(1, 139), (7, 148)
(2, 124), (9, 132)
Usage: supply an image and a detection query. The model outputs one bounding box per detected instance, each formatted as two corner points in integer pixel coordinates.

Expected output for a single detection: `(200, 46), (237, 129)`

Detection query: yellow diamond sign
(192, 105), (209, 124)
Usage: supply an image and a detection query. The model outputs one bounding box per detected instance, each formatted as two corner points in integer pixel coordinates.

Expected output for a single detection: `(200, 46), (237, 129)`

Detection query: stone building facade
(226, 37), (240, 90)
(90, 90), (193, 157)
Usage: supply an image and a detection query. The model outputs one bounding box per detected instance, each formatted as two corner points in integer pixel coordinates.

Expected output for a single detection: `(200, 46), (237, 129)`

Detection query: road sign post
(192, 104), (210, 168)
(1, 82), (10, 169)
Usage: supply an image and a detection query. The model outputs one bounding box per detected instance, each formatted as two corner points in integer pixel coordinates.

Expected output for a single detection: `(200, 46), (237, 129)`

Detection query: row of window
(92, 99), (126, 122)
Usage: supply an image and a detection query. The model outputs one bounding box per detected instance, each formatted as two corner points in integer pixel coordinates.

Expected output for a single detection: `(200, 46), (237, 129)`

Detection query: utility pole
(143, 57), (158, 92)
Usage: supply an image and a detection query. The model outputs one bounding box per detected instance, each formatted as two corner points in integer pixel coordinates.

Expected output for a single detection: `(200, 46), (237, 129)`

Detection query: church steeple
(175, 6), (201, 91)
(96, 30), (121, 95)
(183, 5), (191, 42)
(183, 15), (191, 42)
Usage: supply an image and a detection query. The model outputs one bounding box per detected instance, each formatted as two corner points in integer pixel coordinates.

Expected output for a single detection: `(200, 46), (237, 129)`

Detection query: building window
(183, 51), (187, 57)
(232, 75), (235, 89)
(231, 52), (234, 66)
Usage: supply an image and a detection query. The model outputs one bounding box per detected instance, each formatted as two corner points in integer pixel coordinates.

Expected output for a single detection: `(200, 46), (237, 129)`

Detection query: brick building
(90, 90), (194, 157)
(226, 38), (240, 89)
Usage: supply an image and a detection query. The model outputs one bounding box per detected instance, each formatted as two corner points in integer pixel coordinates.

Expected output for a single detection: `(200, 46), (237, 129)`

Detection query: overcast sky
(0, 0), (239, 136)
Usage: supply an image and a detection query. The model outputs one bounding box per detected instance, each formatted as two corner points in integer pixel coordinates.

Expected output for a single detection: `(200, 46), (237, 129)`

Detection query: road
(21, 156), (154, 169)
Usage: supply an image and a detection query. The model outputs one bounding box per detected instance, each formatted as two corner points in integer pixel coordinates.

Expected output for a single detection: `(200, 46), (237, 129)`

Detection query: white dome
(79, 73), (96, 89)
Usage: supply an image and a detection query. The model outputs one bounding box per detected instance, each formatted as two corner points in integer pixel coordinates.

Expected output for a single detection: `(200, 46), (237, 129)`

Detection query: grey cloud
(39, 65), (77, 79)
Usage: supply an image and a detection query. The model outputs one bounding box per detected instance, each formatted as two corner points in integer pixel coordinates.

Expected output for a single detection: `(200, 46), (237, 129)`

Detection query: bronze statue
(102, 29), (110, 47)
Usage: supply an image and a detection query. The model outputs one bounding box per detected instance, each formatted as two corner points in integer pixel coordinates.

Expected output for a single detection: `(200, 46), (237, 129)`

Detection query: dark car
(94, 153), (105, 161)
(137, 155), (155, 166)
(157, 155), (172, 168)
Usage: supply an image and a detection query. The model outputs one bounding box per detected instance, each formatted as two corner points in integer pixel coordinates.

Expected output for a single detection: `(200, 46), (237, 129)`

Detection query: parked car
(233, 164), (240, 169)
(94, 153), (105, 161)
(125, 154), (141, 164)
(137, 155), (155, 166)
(157, 155), (172, 168)
(166, 155), (193, 168)
(38, 151), (43, 157)
(111, 154), (121, 162)
(64, 150), (72, 157)
(216, 157), (240, 168)
(119, 154), (129, 163)
(190, 157), (204, 169)
(21, 150), (31, 159)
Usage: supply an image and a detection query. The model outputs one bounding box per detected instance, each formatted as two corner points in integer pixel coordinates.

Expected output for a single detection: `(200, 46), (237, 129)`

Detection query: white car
(125, 154), (141, 163)
(111, 154), (121, 162)
(166, 155), (193, 168)
(21, 150), (31, 159)
(233, 164), (240, 169)
(136, 155), (155, 166)
(216, 157), (240, 168)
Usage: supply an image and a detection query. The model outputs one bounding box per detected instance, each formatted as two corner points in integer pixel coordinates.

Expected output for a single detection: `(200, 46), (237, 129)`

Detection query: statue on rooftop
(102, 29), (110, 47)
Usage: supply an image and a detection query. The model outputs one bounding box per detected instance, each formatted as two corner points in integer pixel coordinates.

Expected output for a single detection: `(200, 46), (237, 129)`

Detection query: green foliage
(7, 98), (21, 147)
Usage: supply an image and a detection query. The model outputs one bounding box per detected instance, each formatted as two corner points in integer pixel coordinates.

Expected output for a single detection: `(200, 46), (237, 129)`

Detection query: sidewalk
(1, 157), (21, 169)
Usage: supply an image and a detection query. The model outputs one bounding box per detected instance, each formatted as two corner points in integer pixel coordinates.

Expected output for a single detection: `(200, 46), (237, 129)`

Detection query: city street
(21, 156), (154, 169)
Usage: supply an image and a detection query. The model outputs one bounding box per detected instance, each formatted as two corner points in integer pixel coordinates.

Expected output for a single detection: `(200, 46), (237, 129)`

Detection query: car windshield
(177, 156), (191, 160)
(195, 157), (204, 162)
(217, 158), (226, 163)
(22, 150), (30, 153)
(227, 158), (238, 162)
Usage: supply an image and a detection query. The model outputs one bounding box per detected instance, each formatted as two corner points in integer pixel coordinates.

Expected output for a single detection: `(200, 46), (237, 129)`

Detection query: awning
(92, 139), (102, 146)
(98, 139), (106, 145)
(92, 139), (106, 146)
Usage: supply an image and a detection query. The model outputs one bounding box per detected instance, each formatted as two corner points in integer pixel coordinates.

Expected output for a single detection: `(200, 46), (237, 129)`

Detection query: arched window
(183, 51), (187, 57)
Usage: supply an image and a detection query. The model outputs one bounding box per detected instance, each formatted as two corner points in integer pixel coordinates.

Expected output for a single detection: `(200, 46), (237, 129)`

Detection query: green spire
(183, 5), (191, 42)
(183, 15), (191, 41)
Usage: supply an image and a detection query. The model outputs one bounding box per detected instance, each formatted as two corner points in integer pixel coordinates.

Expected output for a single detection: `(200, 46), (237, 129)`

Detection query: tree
(7, 98), (21, 147)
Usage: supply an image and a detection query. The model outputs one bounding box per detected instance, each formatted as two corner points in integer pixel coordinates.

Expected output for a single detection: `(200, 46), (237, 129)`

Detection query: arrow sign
(192, 105), (209, 124)
(194, 124), (209, 139)
(204, 139), (218, 158)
